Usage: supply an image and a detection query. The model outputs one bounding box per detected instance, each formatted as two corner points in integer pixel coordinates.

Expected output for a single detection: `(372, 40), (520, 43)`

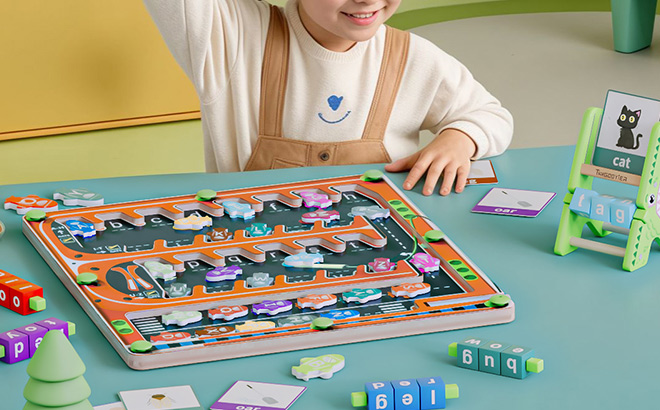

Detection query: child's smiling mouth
(341, 10), (380, 25)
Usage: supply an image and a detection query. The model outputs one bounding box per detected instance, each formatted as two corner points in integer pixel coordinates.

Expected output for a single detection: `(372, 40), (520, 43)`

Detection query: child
(143, 0), (513, 195)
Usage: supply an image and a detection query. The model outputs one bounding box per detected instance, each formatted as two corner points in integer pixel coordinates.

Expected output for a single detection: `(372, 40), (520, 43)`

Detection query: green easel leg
(555, 205), (610, 255)
(611, 0), (658, 53)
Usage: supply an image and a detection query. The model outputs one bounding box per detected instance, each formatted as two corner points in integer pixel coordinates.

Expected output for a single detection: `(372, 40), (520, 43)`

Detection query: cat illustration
(616, 105), (643, 150)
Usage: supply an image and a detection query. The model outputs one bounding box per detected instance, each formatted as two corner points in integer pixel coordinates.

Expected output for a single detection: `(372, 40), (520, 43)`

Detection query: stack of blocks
(0, 318), (75, 364)
(448, 337), (543, 379)
(352, 376), (459, 410)
(0, 269), (46, 315)
(568, 188), (636, 228)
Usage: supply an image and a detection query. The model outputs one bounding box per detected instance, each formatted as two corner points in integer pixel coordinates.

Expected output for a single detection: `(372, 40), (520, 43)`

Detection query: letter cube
(0, 329), (29, 364)
(35, 317), (71, 337)
(365, 381), (394, 410)
(589, 194), (616, 223)
(569, 188), (598, 218)
(14, 323), (49, 356)
(610, 198), (636, 228)
(456, 337), (487, 370)
(7, 279), (44, 315)
(391, 379), (419, 410)
(501, 345), (542, 379)
(478, 341), (509, 375)
(417, 377), (445, 410)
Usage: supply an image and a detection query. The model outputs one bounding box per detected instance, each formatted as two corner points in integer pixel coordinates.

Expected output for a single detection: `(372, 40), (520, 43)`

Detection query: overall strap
(259, 5), (289, 138)
(361, 26), (410, 141)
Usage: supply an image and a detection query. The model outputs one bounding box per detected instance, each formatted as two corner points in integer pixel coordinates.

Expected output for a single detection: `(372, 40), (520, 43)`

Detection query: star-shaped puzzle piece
(167, 282), (190, 298)
(245, 222), (273, 237)
(410, 252), (441, 273)
(282, 252), (324, 268)
(342, 288), (382, 304)
(391, 282), (431, 298)
(300, 191), (332, 208)
(206, 265), (242, 282)
(252, 300), (293, 316)
(4, 195), (58, 215)
(208, 305), (249, 321)
(207, 227), (232, 241)
(222, 201), (255, 220)
(350, 205), (390, 220)
(367, 257), (396, 273)
(301, 210), (340, 224)
(162, 310), (202, 326)
(144, 261), (177, 281)
(65, 220), (96, 238)
(246, 272), (274, 288)
(53, 188), (104, 207)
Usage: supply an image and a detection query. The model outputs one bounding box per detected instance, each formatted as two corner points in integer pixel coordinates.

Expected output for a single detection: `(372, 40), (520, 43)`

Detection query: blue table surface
(0, 146), (656, 409)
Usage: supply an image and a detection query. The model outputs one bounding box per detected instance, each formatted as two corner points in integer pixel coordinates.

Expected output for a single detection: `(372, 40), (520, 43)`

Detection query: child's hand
(385, 129), (477, 196)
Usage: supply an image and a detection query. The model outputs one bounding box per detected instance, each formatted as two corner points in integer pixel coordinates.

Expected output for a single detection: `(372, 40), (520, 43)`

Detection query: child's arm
(142, 0), (269, 103)
(385, 39), (513, 196)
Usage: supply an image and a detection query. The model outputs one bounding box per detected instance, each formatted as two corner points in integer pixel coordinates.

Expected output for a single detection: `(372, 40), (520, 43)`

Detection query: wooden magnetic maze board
(23, 173), (514, 370)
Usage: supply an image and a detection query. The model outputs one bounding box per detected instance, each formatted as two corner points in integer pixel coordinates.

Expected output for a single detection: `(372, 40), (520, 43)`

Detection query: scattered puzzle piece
(292, 354), (345, 381)
(245, 222), (273, 237)
(391, 282), (431, 298)
(350, 205), (390, 220)
(367, 257), (396, 273)
(300, 191), (332, 208)
(0, 220), (4, 239)
(298, 294), (338, 310)
(65, 220), (96, 238)
(410, 252), (441, 273)
(253, 300), (293, 316)
(282, 252), (324, 268)
(173, 214), (212, 230)
(144, 261), (177, 281)
(166, 282), (190, 298)
(53, 188), (104, 207)
(150, 331), (192, 343)
(208, 227), (232, 241)
(301, 210), (340, 224)
(321, 309), (360, 320)
(246, 272), (274, 288)
(206, 265), (242, 282)
(208, 305), (249, 321)
(222, 201), (255, 220)
(162, 310), (202, 326)
(235, 320), (276, 332)
(342, 288), (382, 304)
(4, 195), (58, 215)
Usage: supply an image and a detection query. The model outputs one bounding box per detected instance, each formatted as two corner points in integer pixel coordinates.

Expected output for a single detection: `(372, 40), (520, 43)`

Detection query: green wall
(0, 0), (635, 185)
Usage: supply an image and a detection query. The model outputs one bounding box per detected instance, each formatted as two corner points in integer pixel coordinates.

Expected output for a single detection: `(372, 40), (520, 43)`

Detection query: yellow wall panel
(0, 1), (199, 140)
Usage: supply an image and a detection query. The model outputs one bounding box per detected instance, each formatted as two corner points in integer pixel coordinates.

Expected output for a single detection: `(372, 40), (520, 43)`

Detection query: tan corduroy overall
(244, 6), (410, 171)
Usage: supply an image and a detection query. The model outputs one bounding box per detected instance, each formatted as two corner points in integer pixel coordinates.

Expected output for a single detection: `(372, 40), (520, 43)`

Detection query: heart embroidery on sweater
(327, 95), (343, 111)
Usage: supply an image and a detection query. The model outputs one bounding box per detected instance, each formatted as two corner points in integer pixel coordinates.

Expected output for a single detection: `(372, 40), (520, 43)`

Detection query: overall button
(319, 151), (331, 161)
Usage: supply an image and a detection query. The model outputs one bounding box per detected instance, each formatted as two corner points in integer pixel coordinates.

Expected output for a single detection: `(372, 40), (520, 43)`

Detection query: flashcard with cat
(592, 90), (660, 175)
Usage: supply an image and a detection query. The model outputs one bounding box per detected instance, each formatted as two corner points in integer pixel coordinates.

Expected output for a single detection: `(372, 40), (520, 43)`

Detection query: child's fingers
(422, 162), (445, 196)
(384, 154), (417, 173)
(439, 166), (457, 196)
(453, 164), (471, 193)
(402, 158), (431, 190)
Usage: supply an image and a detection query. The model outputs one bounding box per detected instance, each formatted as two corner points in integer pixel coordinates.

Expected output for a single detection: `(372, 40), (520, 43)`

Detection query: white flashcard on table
(94, 403), (126, 410)
(119, 385), (201, 410)
(466, 160), (498, 185)
(211, 381), (306, 410)
(472, 188), (556, 217)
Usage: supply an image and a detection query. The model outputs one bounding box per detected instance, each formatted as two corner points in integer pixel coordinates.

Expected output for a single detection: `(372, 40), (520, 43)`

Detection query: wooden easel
(554, 107), (660, 271)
